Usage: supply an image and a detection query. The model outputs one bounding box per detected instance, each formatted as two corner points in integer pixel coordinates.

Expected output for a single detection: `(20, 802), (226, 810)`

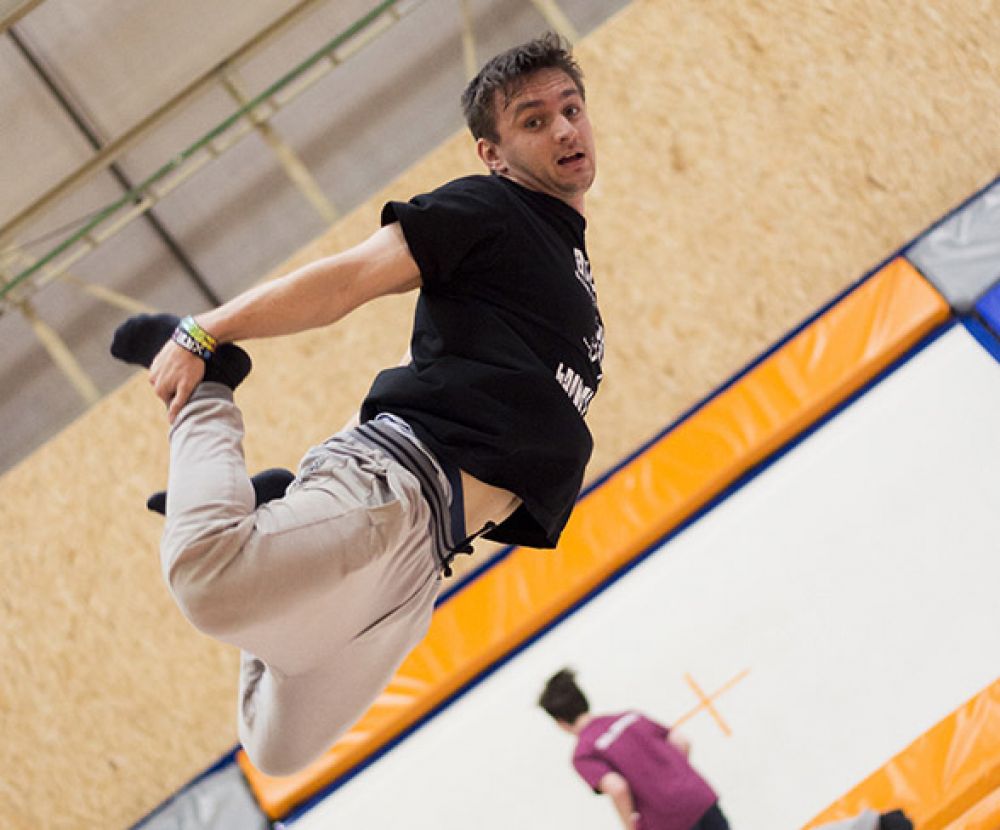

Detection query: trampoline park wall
(2, 1), (999, 827)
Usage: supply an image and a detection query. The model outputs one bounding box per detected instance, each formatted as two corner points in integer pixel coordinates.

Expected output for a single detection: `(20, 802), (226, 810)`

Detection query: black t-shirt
(360, 174), (604, 548)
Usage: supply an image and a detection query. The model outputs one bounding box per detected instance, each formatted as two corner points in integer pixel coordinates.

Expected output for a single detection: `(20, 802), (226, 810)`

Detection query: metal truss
(0, 0), (580, 405)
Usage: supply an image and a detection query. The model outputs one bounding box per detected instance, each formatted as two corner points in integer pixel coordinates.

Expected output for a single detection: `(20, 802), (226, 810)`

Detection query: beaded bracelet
(171, 315), (217, 361)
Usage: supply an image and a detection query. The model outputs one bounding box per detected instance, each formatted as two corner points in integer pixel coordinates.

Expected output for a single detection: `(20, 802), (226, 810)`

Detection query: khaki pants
(161, 384), (441, 775)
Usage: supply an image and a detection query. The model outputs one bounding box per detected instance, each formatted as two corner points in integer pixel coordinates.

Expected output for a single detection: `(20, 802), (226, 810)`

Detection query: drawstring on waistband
(441, 521), (497, 578)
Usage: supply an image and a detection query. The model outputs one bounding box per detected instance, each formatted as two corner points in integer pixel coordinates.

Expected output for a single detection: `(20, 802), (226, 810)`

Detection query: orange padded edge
(240, 258), (949, 818)
(942, 786), (1000, 830)
(803, 678), (1000, 830)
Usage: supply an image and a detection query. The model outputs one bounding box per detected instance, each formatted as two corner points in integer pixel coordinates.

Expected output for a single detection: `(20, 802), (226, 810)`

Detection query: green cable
(1, 0), (402, 301)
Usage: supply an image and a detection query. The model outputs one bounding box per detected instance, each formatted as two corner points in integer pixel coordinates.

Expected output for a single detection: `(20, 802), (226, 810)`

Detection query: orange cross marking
(672, 668), (750, 736)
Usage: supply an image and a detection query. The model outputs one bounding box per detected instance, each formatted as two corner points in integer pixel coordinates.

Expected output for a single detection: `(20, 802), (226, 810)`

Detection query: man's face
(477, 68), (596, 213)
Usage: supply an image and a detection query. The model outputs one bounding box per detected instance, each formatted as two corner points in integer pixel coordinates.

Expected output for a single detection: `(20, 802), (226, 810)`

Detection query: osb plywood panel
(2, 1), (999, 826)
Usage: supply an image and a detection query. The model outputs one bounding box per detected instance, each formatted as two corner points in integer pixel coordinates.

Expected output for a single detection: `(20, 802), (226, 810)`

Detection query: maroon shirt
(573, 712), (717, 830)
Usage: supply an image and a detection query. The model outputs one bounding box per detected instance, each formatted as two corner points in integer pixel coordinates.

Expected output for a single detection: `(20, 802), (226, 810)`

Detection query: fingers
(163, 367), (203, 422)
(167, 382), (193, 424)
(147, 340), (206, 421)
(164, 373), (201, 423)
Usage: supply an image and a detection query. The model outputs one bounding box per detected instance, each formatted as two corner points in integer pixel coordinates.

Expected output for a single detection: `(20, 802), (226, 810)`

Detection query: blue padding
(963, 317), (1000, 366)
(974, 279), (1000, 337)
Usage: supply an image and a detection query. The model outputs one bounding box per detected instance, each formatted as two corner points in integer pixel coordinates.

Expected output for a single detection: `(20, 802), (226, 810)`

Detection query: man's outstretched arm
(149, 223), (420, 420)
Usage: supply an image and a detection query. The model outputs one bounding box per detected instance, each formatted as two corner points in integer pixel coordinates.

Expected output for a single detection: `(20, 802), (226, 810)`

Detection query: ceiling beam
(0, 0), (44, 36)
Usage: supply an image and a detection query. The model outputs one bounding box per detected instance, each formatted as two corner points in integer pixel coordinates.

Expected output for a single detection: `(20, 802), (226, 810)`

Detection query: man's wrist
(171, 315), (217, 361)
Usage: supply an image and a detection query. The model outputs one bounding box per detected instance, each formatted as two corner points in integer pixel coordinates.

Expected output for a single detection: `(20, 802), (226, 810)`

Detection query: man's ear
(476, 137), (506, 173)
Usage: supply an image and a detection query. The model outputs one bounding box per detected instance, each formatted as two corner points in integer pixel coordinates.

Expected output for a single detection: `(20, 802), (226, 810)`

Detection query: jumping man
(111, 34), (603, 775)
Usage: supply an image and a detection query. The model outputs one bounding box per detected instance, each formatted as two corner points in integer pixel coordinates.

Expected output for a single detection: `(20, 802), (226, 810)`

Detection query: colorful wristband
(171, 327), (214, 361)
(178, 315), (218, 352)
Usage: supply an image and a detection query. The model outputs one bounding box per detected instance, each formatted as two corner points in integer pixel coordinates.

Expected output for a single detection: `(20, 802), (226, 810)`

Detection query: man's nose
(553, 114), (577, 142)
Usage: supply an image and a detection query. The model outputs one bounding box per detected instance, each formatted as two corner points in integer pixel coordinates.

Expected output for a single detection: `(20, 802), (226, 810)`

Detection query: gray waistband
(355, 414), (499, 576)
(354, 417), (456, 572)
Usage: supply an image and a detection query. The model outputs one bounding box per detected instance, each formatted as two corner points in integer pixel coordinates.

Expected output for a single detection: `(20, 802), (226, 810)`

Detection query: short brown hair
(461, 32), (585, 143)
(539, 668), (590, 724)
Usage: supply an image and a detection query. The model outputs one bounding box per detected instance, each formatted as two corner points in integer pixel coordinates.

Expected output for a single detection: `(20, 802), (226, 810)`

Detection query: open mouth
(558, 152), (586, 165)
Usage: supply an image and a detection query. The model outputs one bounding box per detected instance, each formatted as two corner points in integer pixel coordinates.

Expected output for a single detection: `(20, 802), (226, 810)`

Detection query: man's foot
(879, 811), (913, 830)
(146, 467), (296, 515)
(110, 312), (252, 389)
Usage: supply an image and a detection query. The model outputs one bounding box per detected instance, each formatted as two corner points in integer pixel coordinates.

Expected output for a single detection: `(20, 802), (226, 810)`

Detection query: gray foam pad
(134, 762), (268, 830)
(906, 178), (1000, 312)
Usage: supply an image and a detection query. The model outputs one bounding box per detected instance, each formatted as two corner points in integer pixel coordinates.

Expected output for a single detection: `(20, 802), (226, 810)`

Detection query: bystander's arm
(599, 772), (640, 830)
(668, 730), (691, 758)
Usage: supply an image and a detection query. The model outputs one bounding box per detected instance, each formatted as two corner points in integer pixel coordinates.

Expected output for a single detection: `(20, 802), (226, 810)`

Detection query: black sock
(110, 313), (177, 368)
(878, 811), (913, 830)
(110, 312), (252, 390)
(146, 467), (296, 516)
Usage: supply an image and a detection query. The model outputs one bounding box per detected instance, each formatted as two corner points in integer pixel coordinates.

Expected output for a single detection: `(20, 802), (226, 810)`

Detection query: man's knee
(162, 527), (250, 638)
(239, 721), (329, 777)
(243, 741), (309, 778)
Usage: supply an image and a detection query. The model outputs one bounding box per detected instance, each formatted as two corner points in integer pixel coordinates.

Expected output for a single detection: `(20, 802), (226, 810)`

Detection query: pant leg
(160, 384), (256, 634)
(160, 384), (442, 772)
(693, 803), (730, 830)
(237, 564), (439, 775)
(161, 384), (433, 660)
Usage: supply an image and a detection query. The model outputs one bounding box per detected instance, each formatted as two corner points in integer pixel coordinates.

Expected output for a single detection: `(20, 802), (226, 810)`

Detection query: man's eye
(524, 118), (542, 129)
(565, 105), (580, 118)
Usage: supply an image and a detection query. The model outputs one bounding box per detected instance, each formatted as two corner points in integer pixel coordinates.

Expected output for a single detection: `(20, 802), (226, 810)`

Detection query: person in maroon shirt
(540, 669), (730, 830)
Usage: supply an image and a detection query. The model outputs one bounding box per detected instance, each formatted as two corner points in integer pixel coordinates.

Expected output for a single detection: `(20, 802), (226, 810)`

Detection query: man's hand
(667, 730), (691, 758)
(132, 223), (420, 423)
(149, 339), (206, 423)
